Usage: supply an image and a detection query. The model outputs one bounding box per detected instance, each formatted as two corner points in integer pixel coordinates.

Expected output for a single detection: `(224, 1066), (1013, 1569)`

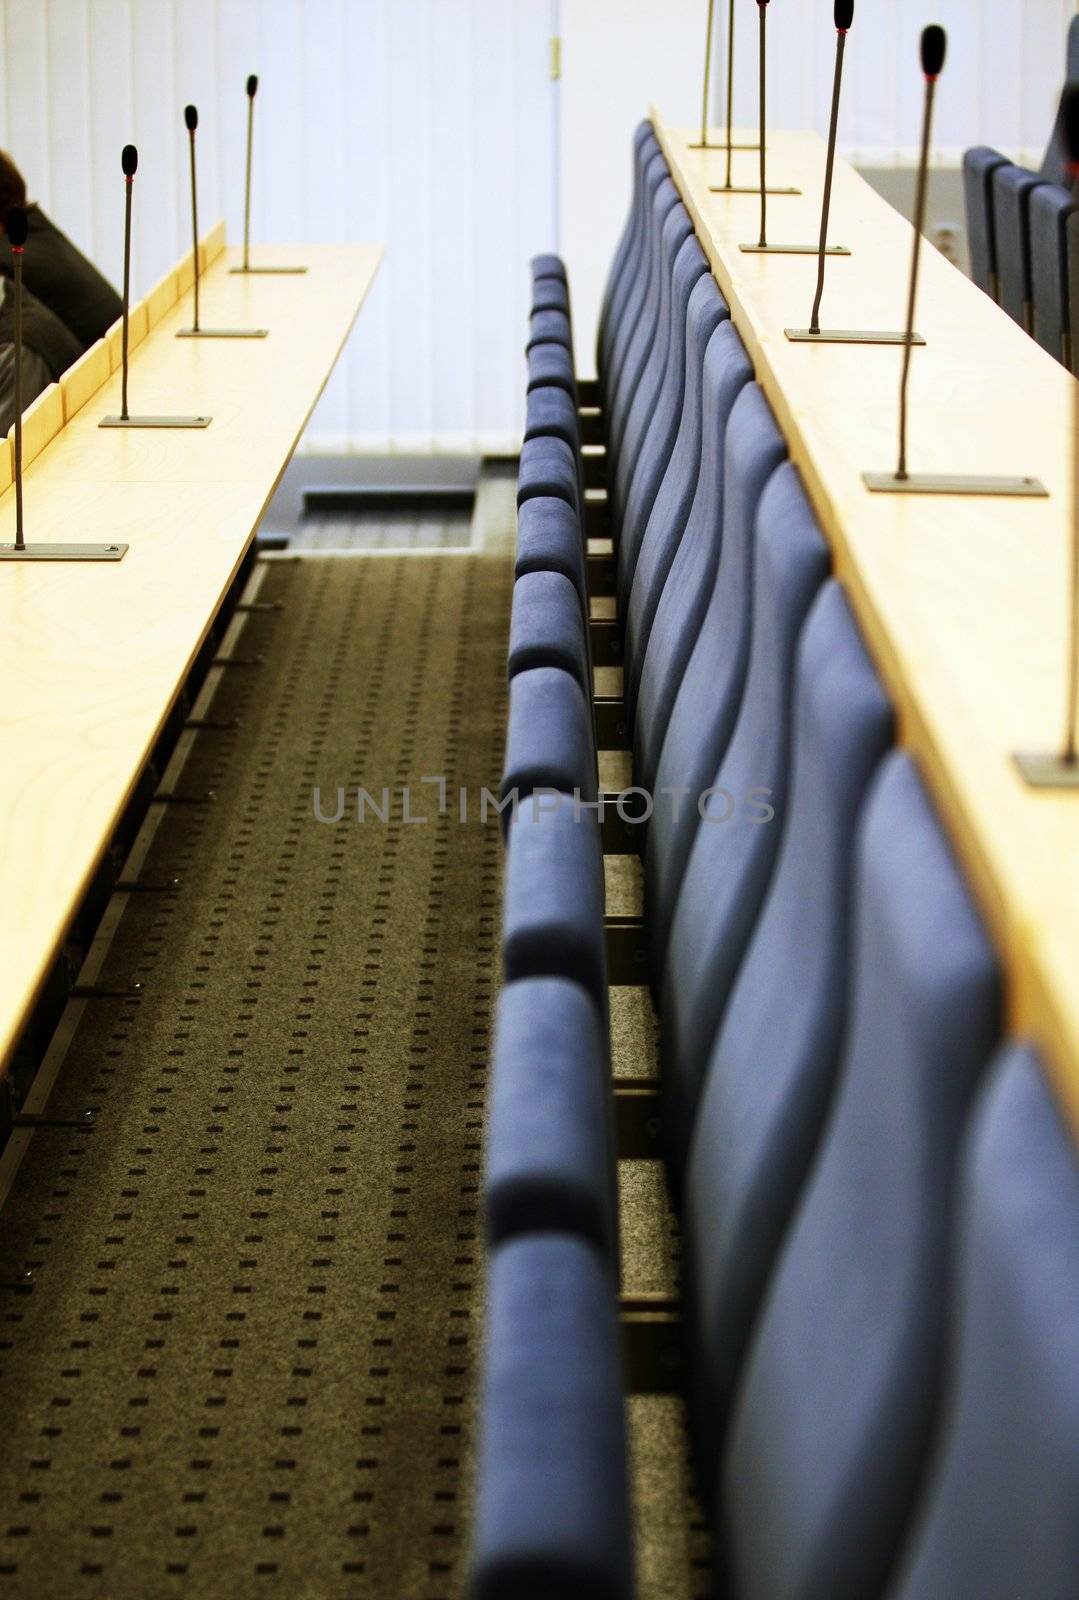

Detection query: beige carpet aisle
(0, 536), (511, 1600)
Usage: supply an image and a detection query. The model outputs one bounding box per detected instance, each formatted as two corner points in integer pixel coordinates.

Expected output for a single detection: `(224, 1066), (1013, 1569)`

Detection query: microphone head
(6, 206), (28, 248)
(921, 24), (946, 78)
(246, 73), (258, 96)
(834, 0), (854, 29)
(184, 103), (198, 132)
(122, 143), (138, 177)
(1062, 84), (1079, 173)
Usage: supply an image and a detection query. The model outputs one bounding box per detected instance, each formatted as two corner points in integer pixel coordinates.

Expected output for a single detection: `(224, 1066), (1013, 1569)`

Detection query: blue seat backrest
(888, 1042), (1079, 1600)
(644, 383), (787, 977)
(721, 750), (1001, 1600)
(681, 580), (894, 1503)
(608, 181), (687, 471)
(603, 151), (672, 418)
(598, 124), (661, 383)
(628, 320), (753, 768)
(658, 461), (830, 1186)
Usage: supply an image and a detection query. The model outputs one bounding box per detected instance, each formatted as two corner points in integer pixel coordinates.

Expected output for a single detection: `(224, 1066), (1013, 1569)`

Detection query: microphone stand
(714, 1), (798, 198)
(177, 104), (269, 339)
(864, 27), (1046, 497)
(229, 75), (307, 274)
(0, 208), (127, 561)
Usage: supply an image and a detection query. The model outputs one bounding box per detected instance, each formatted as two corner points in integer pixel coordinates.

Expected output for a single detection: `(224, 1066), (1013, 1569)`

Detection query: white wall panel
(0, 0), (558, 453)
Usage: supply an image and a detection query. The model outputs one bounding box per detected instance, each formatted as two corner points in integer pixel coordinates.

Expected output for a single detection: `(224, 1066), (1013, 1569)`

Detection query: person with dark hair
(0, 149), (122, 352)
(0, 274), (83, 434)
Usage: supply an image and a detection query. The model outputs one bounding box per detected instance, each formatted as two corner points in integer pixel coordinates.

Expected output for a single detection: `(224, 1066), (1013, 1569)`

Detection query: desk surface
(0, 240), (382, 1073)
(654, 116), (1079, 1132)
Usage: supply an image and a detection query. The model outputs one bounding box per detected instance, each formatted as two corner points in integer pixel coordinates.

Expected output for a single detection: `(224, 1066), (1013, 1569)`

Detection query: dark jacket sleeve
(0, 342), (54, 437)
(0, 205), (122, 349)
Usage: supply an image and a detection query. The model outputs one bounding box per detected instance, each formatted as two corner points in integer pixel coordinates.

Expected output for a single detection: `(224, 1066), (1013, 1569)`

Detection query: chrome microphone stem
(121, 177), (133, 422)
(725, 0), (736, 188)
(13, 251), (24, 551)
(757, 3), (767, 248)
(898, 76), (936, 480)
(1066, 382), (1079, 764)
(243, 94), (254, 271)
(188, 130), (200, 333)
(700, 0), (717, 150)
(810, 31), (846, 335)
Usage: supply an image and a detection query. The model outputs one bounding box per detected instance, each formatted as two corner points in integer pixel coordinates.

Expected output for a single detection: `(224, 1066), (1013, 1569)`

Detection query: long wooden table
(0, 235), (382, 1074)
(653, 115), (1079, 1134)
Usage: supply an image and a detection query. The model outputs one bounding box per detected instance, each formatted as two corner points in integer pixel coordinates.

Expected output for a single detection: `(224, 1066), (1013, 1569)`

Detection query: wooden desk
(0, 238), (382, 1075)
(653, 115), (1079, 1133)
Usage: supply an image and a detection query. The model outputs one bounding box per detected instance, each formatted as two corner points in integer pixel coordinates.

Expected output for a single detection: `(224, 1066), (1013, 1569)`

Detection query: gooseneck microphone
(186, 103), (201, 332)
(100, 143), (211, 428)
(229, 74), (307, 275)
(864, 26), (1045, 498)
(1015, 83), (1079, 788)
(756, 0), (769, 247)
(0, 206), (127, 561)
(9, 206), (27, 551)
(242, 74), (257, 271)
(119, 143), (137, 419)
(177, 101), (268, 339)
(697, 0), (717, 151)
(895, 24), (945, 481)
(808, 1), (854, 328)
(722, 1), (799, 207)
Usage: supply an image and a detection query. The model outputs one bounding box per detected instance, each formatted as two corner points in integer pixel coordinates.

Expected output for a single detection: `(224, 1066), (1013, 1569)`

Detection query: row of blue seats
(471, 120), (1079, 1599)
(964, 15), (1079, 367)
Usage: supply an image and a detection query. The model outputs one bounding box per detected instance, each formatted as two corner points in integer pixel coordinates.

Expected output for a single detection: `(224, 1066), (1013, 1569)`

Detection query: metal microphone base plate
(710, 184), (801, 195)
(99, 415), (212, 429)
(1013, 751), (1079, 789)
(863, 471), (1049, 498)
(0, 542), (128, 562)
(740, 243), (851, 255)
(786, 328), (925, 346)
(688, 141), (761, 152)
(176, 328), (269, 339)
(228, 265), (308, 275)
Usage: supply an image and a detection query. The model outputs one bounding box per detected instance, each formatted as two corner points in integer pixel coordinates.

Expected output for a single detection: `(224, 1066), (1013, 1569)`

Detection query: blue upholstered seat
(517, 435), (580, 517)
(524, 384), (580, 455)
(612, 228), (708, 539)
(681, 581), (894, 1503)
(994, 161), (1050, 330)
(515, 497), (587, 625)
(532, 276), (570, 317)
(597, 122), (659, 388)
(607, 177), (686, 478)
(527, 307), (573, 353)
(627, 319), (752, 741)
(508, 570), (590, 695)
(657, 461), (829, 1184)
(501, 667), (596, 813)
(962, 147), (1008, 299)
(531, 252), (567, 284)
(1030, 181), (1078, 363)
(526, 342), (576, 402)
(888, 1043), (1079, 1600)
(502, 799), (606, 1015)
(721, 750), (1000, 1600)
(472, 1233), (633, 1600)
(643, 385), (787, 968)
(616, 270), (729, 621)
(486, 978), (615, 1264)
(600, 141), (667, 411)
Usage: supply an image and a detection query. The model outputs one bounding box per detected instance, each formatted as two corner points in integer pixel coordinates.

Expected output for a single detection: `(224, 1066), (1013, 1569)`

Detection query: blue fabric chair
(526, 342), (577, 402)
(888, 1043), (1079, 1600)
(486, 978), (616, 1265)
(517, 435), (580, 520)
(643, 384), (787, 966)
(1030, 180), (1078, 363)
(962, 146), (1008, 300)
(515, 497), (587, 627)
(612, 229), (708, 538)
(532, 276), (571, 317)
(681, 581), (894, 1504)
(524, 384), (580, 456)
(658, 462), (829, 1185)
(472, 1233), (633, 1600)
(508, 570), (589, 696)
(721, 750), (1001, 1600)
(615, 272), (729, 619)
(600, 138), (666, 409)
(531, 252), (567, 285)
(528, 307), (573, 353)
(607, 179), (687, 477)
(626, 319), (752, 740)
(597, 122), (659, 387)
(502, 798), (606, 1016)
(501, 668), (596, 814)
